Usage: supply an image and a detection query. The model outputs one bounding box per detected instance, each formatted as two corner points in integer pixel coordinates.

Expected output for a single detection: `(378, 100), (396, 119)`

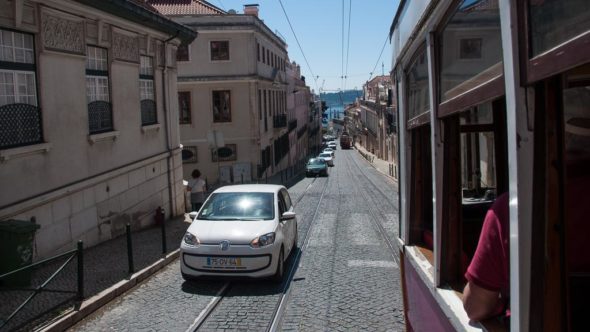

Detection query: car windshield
(319, 153), (331, 158)
(308, 158), (325, 165)
(198, 192), (274, 220)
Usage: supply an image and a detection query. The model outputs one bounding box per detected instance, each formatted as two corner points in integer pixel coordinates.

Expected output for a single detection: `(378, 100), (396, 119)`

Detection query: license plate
(206, 257), (242, 267)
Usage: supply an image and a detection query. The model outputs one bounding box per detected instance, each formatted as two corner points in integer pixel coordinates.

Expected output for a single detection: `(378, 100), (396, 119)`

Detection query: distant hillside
(319, 90), (361, 107)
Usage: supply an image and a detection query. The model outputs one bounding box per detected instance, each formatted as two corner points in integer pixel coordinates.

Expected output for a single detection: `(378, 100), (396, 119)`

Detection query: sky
(210, 0), (401, 93)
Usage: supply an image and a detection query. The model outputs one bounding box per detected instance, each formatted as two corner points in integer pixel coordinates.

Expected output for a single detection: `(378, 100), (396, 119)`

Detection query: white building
(0, 0), (195, 258)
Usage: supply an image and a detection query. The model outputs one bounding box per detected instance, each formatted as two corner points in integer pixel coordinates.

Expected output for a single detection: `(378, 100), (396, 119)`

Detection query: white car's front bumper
(180, 242), (280, 278)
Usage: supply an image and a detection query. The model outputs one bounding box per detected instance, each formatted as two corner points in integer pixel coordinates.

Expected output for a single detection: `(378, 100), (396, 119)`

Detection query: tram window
(408, 124), (434, 259)
(529, 0), (590, 57)
(407, 47), (430, 123)
(563, 65), (590, 330)
(439, 0), (503, 103)
(441, 100), (508, 290)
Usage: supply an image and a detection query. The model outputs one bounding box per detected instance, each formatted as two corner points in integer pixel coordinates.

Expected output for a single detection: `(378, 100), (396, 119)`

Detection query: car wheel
(272, 248), (284, 282)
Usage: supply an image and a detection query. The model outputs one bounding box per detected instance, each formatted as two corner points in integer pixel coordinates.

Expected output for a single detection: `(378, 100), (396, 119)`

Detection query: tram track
(187, 176), (330, 332)
(345, 151), (400, 264)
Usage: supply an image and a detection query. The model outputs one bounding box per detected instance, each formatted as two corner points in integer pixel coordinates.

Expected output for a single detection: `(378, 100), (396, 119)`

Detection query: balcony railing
(0, 103), (43, 149)
(88, 101), (113, 134)
(288, 119), (297, 132)
(140, 99), (157, 126)
(273, 114), (287, 128)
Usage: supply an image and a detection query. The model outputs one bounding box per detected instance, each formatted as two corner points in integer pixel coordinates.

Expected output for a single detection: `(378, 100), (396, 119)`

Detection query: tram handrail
(0, 240), (84, 330)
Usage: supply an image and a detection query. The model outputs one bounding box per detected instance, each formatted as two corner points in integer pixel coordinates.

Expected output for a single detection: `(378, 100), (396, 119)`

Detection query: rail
(0, 241), (84, 330)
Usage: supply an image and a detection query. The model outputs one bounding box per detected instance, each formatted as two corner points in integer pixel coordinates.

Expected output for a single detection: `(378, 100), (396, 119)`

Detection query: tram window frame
(439, 98), (508, 290)
(519, 0), (590, 84)
(406, 45), (431, 130)
(435, 0), (505, 119)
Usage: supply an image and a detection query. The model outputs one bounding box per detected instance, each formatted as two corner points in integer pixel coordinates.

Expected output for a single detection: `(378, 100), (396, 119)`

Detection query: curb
(37, 249), (181, 332)
(353, 145), (398, 184)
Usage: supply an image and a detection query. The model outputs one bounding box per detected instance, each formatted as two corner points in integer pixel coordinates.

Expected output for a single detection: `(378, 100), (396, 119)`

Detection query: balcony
(288, 119), (297, 132)
(273, 114), (287, 128)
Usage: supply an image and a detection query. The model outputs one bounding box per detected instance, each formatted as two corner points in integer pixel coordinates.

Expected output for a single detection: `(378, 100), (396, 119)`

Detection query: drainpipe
(162, 31), (179, 218)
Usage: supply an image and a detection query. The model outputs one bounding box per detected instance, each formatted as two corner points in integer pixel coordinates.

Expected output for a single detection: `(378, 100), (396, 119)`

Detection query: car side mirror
(280, 211), (296, 221)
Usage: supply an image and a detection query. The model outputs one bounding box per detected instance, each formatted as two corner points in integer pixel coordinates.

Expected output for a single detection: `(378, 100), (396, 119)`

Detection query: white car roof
(212, 184), (284, 194)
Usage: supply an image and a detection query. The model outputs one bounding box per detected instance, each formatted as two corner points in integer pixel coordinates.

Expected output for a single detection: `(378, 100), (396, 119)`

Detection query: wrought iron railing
(0, 103), (43, 149)
(297, 124), (307, 139)
(140, 99), (157, 126)
(0, 241), (83, 330)
(273, 114), (287, 128)
(288, 119), (297, 132)
(88, 101), (113, 134)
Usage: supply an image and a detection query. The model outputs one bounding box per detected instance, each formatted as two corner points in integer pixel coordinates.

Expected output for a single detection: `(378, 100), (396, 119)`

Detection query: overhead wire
(344, 0), (352, 91)
(277, 0), (319, 92)
(368, 33), (390, 83)
(341, 0), (345, 91)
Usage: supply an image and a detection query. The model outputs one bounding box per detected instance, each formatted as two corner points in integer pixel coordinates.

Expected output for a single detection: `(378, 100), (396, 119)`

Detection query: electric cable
(368, 33), (390, 83)
(278, 0), (319, 92)
(344, 0), (352, 91)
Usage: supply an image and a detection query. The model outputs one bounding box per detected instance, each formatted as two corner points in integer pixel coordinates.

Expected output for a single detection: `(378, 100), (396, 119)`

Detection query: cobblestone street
(66, 148), (404, 331)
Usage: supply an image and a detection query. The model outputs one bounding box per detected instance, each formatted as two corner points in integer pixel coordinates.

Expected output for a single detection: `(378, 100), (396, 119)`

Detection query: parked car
(318, 152), (334, 166)
(306, 158), (329, 176)
(180, 185), (298, 281)
(322, 148), (335, 158)
(327, 141), (337, 150)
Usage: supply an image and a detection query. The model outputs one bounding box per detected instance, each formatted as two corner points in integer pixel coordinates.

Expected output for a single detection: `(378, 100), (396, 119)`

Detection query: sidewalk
(353, 143), (398, 183)
(1, 214), (191, 332)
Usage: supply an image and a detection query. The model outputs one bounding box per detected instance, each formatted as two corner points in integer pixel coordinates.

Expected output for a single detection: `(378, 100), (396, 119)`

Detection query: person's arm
(463, 281), (504, 321)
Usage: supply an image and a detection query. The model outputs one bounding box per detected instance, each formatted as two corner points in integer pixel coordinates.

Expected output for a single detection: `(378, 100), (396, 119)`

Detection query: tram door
(530, 63), (590, 331)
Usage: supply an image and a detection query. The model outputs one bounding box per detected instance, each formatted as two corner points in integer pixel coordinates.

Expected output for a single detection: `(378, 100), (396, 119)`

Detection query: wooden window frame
(178, 91), (191, 124)
(518, 0), (590, 84)
(210, 40), (229, 62)
(405, 44), (431, 130)
(212, 90), (232, 123)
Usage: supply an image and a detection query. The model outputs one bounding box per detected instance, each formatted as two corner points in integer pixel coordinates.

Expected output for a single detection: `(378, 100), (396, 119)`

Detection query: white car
(323, 148), (335, 158)
(318, 152), (334, 166)
(180, 184), (298, 281)
(327, 141), (337, 150)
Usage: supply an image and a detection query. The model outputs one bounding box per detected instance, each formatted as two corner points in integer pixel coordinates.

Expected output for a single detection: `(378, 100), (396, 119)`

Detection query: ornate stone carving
(112, 31), (139, 63)
(41, 13), (85, 54)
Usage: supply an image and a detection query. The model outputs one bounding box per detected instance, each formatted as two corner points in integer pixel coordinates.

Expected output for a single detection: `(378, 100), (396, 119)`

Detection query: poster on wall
(232, 162), (251, 183)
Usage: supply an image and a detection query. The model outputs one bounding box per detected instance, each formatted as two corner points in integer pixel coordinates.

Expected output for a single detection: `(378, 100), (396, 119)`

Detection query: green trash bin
(0, 219), (40, 287)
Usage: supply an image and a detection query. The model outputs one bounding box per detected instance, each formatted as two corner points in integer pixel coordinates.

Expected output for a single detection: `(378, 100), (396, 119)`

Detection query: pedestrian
(187, 169), (206, 212)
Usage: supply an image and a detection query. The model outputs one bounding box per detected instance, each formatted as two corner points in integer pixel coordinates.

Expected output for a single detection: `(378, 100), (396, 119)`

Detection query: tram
(391, 0), (590, 331)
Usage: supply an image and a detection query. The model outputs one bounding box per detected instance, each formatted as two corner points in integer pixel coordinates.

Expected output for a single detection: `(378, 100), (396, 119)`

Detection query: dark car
(305, 158), (328, 177)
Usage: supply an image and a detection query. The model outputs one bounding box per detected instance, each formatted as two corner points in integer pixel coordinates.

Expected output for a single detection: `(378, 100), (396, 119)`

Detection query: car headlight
(250, 232), (275, 248)
(183, 232), (200, 247)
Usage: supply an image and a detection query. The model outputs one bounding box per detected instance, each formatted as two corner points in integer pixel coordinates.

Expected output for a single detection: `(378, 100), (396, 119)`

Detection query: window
(86, 45), (112, 134)
(212, 143), (237, 162)
(182, 146), (198, 163)
(210, 41), (229, 61)
(212, 90), (231, 122)
(139, 56), (156, 126)
(264, 90), (268, 131)
(407, 46), (430, 125)
(529, 0), (590, 57)
(262, 46), (266, 63)
(0, 29), (42, 149)
(178, 91), (191, 124)
(258, 89), (262, 120)
(439, 0), (503, 103)
(177, 43), (189, 62)
(257, 43), (260, 62)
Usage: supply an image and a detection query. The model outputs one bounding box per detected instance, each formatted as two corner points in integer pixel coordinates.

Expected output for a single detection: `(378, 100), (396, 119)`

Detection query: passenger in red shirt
(462, 192), (509, 321)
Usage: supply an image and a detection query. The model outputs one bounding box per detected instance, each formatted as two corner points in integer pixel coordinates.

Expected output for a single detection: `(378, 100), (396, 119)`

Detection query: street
(69, 148), (404, 331)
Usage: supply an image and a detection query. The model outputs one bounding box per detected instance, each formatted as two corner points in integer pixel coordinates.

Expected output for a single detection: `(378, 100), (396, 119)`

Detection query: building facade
(0, 0), (195, 258)
(152, 3), (296, 185)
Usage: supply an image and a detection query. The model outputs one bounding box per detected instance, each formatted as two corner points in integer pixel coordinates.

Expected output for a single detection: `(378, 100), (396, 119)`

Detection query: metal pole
(77, 240), (84, 300)
(126, 224), (134, 274)
(161, 211), (167, 255)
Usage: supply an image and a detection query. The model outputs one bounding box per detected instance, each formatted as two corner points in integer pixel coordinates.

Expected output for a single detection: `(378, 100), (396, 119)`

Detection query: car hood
(187, 219), (277, 245)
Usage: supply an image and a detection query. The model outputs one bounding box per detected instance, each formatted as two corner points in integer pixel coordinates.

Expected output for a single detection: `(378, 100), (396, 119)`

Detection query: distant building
(151, 2), (300, 185)
(0, 0), (195, 258)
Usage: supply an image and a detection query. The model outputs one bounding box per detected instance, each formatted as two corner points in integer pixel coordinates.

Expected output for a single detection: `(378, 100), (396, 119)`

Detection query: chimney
(244, 4), (259, 17)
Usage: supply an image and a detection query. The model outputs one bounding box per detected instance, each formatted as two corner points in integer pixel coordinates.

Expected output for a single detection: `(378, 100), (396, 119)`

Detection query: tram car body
(391, 0), (590, 331)
(340, 132), (352, 149)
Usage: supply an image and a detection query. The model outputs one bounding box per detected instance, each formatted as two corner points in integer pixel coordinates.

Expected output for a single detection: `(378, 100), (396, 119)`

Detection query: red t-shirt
(465, 192), (510, 296)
